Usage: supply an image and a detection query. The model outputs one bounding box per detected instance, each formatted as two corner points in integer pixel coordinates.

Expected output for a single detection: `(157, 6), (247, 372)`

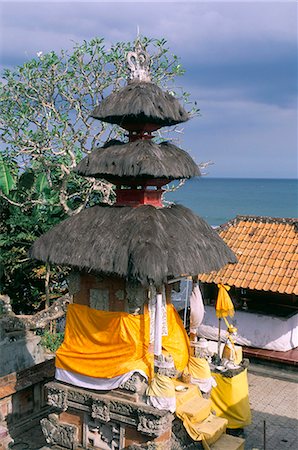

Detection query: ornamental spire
(127, 40), (151, 82)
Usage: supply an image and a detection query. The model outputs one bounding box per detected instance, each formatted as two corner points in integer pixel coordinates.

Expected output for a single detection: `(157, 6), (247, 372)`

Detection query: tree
(0, 36), (197, 312)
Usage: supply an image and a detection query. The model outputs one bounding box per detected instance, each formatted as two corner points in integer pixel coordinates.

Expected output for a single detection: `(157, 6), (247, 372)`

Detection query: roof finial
(127, 39), (151, 83)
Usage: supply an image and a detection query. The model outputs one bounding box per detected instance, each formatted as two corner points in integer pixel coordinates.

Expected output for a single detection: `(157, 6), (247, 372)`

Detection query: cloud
(0, 0), (297, 178)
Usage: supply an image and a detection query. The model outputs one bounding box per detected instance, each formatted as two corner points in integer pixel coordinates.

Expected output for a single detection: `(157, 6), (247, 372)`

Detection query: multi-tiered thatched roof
(30, 204), (236, 286)
(30, 41), (236, 284)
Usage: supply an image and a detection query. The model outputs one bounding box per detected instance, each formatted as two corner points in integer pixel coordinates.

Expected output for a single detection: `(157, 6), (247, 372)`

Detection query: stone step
(209, 433), (245, 450)
(179, 396), (212, 423)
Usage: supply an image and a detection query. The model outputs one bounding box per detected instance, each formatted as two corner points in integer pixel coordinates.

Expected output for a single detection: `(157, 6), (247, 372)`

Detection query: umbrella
(216, 284), (234, 358)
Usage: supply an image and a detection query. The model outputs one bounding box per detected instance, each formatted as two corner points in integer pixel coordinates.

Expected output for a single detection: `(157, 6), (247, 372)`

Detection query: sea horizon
(164, 177), (298, 227)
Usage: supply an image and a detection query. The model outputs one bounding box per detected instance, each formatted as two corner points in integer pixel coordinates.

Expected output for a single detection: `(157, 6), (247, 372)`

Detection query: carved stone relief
(90, 288), (109, 311)
(67, 271), (81, 295)
(137, 412), (172, 437)
(110, 401), (134, 417)
(126, 282), (146, 314)
(84, 417), (122, 450)
(41, 414), (77, 449)
(119, 373), (148, 394)
(47, 387), (68, 411)
(67, 389), (89, 405)
(92, 400), (111, 422)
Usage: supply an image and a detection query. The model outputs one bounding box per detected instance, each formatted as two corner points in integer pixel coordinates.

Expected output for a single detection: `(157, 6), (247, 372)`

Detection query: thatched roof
(30, 204), (236, 286)
(74, 140), (200, 180)
(91, 82), (189, 127)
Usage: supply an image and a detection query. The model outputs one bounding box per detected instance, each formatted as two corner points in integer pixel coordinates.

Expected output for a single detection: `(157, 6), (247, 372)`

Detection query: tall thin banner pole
(154, 293), (163, 356)
(183, 278), (191, 327)
(218, 318), (221, 358)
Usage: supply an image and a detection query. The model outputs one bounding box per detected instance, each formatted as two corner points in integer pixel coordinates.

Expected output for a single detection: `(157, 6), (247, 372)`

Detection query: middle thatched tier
(30, 204), (236, 286)
(74, 139), (200, 181)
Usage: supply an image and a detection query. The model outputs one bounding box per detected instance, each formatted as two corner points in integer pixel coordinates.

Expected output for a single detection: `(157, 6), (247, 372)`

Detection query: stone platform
(41, 380), (173, 449)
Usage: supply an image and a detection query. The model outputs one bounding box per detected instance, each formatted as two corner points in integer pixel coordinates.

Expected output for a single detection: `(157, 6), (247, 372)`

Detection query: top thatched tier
(74, 139), (200, 181)
(90, 82), (189, 129)
(30, 204), (237, 287)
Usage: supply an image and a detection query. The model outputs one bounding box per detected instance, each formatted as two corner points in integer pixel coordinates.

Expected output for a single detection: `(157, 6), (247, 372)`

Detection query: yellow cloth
(183, 414), (228, 445)
(173, 379), (202, 408)
(177, 396), (211, 424)
(174, 379), (225, 444)
(56, 303), (190, 380)
(56, 304), (153, 379)
(235, 347), (242, 365)
(188, 356), (212, 379)
(211, 369), (251, 429)
(146, 374), (175, 398)
(162, 304), (190, 372)
(216, 284), (234, 318)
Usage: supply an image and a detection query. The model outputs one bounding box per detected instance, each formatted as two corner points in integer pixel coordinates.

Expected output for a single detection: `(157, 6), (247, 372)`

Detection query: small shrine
(30, 42), (245, 450)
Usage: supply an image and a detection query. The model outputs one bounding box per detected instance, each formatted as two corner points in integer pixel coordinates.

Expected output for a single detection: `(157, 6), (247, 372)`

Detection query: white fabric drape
(56, 368), (147, 390)
(190, 284), (205, 334)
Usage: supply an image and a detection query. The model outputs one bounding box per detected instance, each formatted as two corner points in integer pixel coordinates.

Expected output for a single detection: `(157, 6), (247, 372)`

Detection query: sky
(0, 0), (297, 178)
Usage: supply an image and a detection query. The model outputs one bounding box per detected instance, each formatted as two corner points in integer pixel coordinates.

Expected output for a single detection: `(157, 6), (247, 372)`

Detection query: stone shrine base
(41, 380), (173, 450)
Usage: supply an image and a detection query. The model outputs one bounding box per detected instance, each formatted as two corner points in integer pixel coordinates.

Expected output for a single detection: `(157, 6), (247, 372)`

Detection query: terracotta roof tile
(199, 216), (298, 295)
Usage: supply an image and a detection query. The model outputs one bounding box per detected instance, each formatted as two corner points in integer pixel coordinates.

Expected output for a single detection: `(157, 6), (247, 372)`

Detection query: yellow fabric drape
(174, 379), (227, 444)
(210, 369), (251, 429)
(56, 303), (190, 380)
(146, 374), (175, 398)
(181, 415), (228, 445)
(216, 284), (234, 318)
(162, 304), (190, 372)
(56, 304), (153, 379)
(188, 356), (212, 380)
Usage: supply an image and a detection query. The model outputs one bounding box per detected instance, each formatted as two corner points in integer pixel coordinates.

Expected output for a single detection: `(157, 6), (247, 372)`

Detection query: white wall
(198, 306), (298, 351)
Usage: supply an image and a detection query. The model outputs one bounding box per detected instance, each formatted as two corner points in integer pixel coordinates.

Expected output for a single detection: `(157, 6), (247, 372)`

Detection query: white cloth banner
(190, 284), (205, 333)
(56, 368), (147, 390)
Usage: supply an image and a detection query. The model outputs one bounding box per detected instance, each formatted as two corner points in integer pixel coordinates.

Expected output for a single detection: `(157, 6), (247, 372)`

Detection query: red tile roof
(199, 216), (298, 295)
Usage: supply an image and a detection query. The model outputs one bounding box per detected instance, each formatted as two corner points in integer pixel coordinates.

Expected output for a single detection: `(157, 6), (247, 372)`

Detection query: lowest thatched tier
(74, 139), (200, 181)
(90, 81), (189, 130)
(30, 204), (236, 286)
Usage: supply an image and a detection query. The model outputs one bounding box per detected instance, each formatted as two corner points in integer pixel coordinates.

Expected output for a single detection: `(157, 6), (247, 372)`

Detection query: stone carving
(137, 412), (172, 437)
(115, 290), (125, 301)
(110, 401), (134, 417)
(119, 372), (148, 394)
(41, 413), (77, 449)
(85, 417), (121, 449)
(154, 354), (178, 378)
(67, 389), (89, 405)
(126, 282), (146, 314)
(67, 271), (81, 295)
(127, 41), (151, 83)
(92, 400), (111, 422)
(47, 386), (68, 411)
(90, 288), (109, 311)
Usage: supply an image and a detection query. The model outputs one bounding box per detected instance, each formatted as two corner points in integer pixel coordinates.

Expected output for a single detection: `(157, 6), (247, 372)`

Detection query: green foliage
(0, 36), (196, 310)
(0, 155), (15, 195)
(40, 330), (64, 353)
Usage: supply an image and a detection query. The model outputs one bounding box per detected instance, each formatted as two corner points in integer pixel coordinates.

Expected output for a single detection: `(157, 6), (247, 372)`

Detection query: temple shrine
(30, 42), (247, 450)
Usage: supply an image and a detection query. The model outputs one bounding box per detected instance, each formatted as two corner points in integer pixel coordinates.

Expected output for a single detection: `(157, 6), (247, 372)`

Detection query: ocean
(163, 178), (298, 227)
